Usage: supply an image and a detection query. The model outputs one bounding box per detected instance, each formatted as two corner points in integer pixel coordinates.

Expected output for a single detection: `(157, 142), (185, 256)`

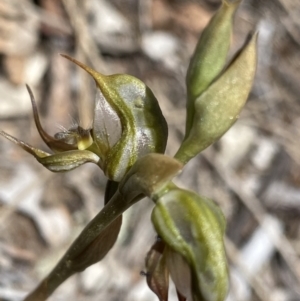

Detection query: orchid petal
(26, 85), (77, 152)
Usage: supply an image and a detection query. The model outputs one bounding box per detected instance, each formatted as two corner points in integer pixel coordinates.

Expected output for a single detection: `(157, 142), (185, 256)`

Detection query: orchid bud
(152, 187), (228, 301)
(186, 0), (241, 136)
(176, 33), (257, 164)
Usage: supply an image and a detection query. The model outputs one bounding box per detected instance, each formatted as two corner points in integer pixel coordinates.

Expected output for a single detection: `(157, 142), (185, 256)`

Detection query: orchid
(0, 55), (167, 181)
(0, 1), (257, 300)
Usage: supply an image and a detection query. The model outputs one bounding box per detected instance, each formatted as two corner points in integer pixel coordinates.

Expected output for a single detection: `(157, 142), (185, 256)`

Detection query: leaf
(70, 179), (122, 272)
(185, 0), (241, 136)
(176, 33), (258, 165)
(72, 216), (122, 272)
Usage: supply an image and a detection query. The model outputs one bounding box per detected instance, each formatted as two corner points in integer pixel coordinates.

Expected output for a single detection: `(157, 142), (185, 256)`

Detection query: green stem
(24, 191), (142, 301)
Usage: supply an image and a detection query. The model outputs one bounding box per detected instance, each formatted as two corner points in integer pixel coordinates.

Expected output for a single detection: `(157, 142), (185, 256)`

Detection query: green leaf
(186, 0), (241, 136)
(176, 33), (258, 165)
(71, 216), (122, 272)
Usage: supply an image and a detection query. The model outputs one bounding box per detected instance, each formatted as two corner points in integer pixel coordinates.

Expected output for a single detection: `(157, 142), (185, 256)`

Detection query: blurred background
(0, 0), (300, 300)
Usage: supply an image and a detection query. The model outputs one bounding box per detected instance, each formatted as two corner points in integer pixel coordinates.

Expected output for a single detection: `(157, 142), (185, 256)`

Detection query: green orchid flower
(0, 58), (169, 301)
(150, 188), (228, 301)
(0, 56), (168, 182)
